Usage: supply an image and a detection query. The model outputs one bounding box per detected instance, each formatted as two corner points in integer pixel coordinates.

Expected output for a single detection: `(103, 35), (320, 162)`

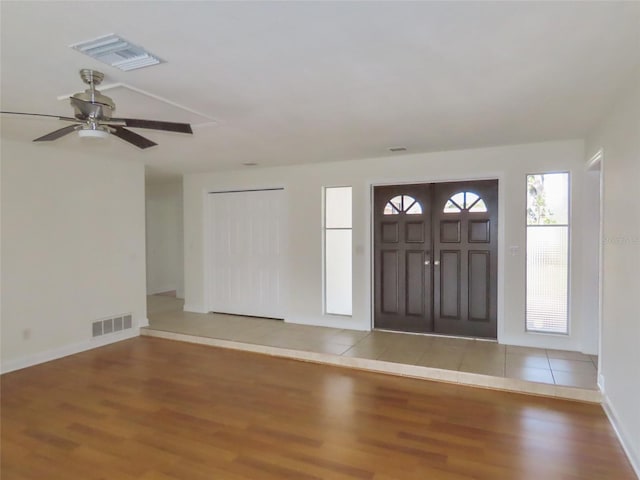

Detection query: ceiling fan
(0, 69), (193, 149)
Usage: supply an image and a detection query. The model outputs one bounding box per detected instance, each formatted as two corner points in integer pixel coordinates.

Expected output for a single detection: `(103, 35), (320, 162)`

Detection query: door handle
(434, 260), (440, 266)
(424, 260), (430, 265)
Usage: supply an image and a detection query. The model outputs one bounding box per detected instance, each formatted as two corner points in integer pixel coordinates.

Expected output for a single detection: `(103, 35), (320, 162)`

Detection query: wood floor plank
(1, 337), (635, 480)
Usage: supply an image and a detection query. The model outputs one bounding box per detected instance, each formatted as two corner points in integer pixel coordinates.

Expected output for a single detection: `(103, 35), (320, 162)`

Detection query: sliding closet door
(207, 189), (284, 319)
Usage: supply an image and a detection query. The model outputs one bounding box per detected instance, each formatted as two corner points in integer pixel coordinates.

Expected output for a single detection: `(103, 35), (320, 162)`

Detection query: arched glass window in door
(384, 195), (423, 215)
(443, 191), (487, 213)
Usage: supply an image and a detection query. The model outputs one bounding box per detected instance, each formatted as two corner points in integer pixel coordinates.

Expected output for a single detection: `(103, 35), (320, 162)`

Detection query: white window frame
(323, 186), (353, 316)
(525, 172), (571, 334)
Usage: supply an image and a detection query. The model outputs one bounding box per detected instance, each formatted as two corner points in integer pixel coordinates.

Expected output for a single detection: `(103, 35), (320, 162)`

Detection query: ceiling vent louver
(70, 34), (163, 71)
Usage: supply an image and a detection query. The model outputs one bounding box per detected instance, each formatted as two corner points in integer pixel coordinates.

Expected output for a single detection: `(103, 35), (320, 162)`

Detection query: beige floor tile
(225, 329), (279, 344)
(147, 295), (184, 315)
(425, 343), (469, 356)
(259, 327), (334, 345)
(304, 342), (353, 355)
(459, 360), (505, 377)
(548, 358), (596, 373)
(461, 349), (505, 364)
(341, 344), (387, 360)
(146, 296), (601, 392)
(505, 345), (548, 357)
(546, 349), (592, 361)
(506, 353), (550, 369)
(356, 332), (425, 350)
(278, 324), (342, 341)
(258, 335), (317, 350)
(469, 340), (506, 353)
(505, 365), (554, 384)
(376, 347), (425, 365)
(429, 336), (474, 349)
(404, 334), (436, 348)
(552, 370), (598, 389)
(376, 331), (434, 347)
(415, 350), (464, 370)
(327, 330), (371, 346)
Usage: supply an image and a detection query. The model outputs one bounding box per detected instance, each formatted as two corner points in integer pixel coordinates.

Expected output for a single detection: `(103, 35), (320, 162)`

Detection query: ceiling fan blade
(1, 111), (79, 122)
(110, 118), (193, 134)
(33, 124), (81, 142)
(111, 126), (157, 149)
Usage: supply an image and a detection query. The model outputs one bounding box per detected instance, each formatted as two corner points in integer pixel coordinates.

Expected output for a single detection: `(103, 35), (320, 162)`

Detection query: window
(443, 191), (487, 213)
(324, 186), (352, 315)
(526, 173), (569, 333)
(383, 195), (422, 215)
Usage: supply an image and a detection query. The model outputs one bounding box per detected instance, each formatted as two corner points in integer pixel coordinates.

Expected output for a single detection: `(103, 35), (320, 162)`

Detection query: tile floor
(146, 295), (598, 390)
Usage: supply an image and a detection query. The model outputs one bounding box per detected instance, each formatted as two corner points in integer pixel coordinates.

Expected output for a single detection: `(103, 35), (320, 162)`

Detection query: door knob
(424, 260), (430, 265)
(434, 260), (440, 266)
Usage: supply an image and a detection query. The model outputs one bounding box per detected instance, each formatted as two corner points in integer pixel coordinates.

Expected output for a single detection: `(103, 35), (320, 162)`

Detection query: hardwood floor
(1, 337), (634, 479)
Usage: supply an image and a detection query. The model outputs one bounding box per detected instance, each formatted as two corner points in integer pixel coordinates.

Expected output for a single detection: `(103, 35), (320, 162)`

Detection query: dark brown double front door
(374, 180), (498, 338)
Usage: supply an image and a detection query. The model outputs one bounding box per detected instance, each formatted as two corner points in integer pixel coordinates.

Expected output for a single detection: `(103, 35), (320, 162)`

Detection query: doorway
(373, 180), (498, 338)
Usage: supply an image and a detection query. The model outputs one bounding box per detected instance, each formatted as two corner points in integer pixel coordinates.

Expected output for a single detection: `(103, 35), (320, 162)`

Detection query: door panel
(440, 220), (461, 243)
(381, 222), (399, 243)
(381, 250), (399, 313)
(374, 184), (433, 332)
(439, 250), (461, 319)
(406, 250), (426, 315)
(432, 180), (498, 338)
(406, 222), (425, 242)
(374, 180), (498, 338)
(468, 251), (489, 320)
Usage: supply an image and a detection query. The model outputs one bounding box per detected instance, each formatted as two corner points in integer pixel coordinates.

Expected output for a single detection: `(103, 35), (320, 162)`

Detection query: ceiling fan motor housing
(71, 90), (115, 120)
(71, 69), (115, 120)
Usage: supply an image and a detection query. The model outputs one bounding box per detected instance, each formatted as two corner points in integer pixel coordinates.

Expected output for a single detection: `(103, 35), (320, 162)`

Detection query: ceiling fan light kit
(78, 127), (110, 139)
(0, 69), (192, 149)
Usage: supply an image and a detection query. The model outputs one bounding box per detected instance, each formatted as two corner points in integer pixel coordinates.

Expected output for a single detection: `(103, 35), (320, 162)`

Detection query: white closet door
(207, 189), (284, 318)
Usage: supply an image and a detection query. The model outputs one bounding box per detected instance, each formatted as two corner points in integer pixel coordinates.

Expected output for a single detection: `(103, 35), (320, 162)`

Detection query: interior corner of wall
(601, 389), (640, 479)
(597, 372), (605, 394)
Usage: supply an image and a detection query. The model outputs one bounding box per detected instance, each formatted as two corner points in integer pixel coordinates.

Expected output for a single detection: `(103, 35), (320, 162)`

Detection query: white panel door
(207, 189), (284, 318)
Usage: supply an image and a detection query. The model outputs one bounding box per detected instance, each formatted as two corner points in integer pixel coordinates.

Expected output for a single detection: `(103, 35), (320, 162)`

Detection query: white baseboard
(0, 328), (140, 374)
(602, 390), (640, 478)
(183, 304), (208, 314)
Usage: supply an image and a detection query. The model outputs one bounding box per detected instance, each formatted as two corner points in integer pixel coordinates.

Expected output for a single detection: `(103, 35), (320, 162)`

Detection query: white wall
(586, 76), (640, 475)
(0, 139), (147, 372)
(184, 139), (598, 352)
(145, 181), (184, 297)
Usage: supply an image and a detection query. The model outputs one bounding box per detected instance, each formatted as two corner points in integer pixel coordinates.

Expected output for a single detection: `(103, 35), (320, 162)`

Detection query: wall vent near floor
(92, 314), (133, 337)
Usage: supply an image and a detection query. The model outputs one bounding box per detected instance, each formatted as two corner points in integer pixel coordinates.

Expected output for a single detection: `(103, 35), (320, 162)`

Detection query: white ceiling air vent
(70, 34), (163, 71)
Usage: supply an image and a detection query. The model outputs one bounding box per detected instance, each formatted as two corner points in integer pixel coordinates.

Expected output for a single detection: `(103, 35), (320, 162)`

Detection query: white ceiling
(1, 1), (639, 181)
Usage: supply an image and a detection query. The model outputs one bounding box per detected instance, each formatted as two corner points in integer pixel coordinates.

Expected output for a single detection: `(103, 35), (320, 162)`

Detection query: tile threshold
(140, 327), (601, 404)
